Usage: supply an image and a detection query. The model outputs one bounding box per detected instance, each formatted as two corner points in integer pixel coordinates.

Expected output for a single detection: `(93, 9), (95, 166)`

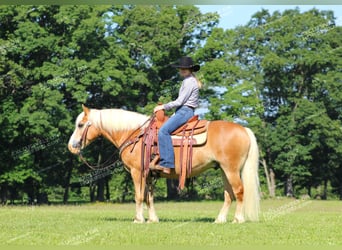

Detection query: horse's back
(207, 120), (250, 143)
(206, 120), (250, 162)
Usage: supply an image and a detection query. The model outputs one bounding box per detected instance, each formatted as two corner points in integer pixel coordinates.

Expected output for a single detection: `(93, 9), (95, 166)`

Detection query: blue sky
(197, 5), (342, 29)
(195, 5), (341, 116)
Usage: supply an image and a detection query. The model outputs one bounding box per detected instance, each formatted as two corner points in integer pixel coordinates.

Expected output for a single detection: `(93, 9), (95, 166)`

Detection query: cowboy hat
(172, 56), (200, 72)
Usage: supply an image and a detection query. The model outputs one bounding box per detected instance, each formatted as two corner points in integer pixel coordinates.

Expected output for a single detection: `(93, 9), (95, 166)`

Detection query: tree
(197, 8), (342, 198)
(0, 5), (219, 203)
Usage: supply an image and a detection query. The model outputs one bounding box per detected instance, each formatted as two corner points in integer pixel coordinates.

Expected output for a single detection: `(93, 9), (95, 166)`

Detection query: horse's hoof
(214, 218), (227, 224)
(232, 217), (245, 224)
(147, 218), (159, 223)
(133, 217), (145, 224)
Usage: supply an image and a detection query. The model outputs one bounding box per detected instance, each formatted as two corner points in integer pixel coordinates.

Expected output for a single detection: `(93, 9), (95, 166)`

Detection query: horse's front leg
(145, 176), (159, 223)
(130, 168), (145, 223)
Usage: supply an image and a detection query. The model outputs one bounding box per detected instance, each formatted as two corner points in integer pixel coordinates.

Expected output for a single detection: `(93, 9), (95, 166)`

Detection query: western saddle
(142, 109), (208, 190)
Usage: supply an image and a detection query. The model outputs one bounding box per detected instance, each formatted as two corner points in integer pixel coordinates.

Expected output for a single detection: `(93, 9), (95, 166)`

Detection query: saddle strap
(141, 129), (148, 178)
(178, 119), (200, 190)
(178, 124), (188, 190)
(179, 133), (188, 190)
(187, 119), (200, 176)
(141, 120), (157, 178)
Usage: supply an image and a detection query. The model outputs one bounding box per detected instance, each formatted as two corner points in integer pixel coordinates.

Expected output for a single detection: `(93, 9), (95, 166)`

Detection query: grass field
(0, 199), (341, 247)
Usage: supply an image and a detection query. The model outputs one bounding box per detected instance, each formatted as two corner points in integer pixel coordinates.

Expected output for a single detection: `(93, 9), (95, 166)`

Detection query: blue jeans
(158, 106), (194, 168)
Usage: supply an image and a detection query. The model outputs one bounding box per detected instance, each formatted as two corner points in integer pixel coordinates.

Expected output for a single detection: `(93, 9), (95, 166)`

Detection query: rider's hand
(154, 105), (165, 113)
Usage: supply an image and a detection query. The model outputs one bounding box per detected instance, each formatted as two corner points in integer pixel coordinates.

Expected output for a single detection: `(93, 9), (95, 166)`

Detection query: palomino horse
(68, 105), (260, 223)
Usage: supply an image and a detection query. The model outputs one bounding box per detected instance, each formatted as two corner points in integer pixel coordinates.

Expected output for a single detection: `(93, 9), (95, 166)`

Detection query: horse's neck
(96, 109), (148, 148)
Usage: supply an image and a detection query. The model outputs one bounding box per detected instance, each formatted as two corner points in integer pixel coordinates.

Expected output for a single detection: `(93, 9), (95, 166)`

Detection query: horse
(68, 105), (260, 223)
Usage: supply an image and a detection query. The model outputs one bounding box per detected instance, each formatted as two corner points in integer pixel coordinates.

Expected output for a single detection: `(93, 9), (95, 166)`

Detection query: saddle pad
(171, 131), (208, 146)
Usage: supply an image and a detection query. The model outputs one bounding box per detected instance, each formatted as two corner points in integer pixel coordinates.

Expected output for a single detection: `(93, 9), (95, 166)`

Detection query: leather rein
(77, 114), (154, 170)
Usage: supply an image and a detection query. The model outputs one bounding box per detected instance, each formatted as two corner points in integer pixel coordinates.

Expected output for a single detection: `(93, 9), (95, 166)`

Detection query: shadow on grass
(160, 217), (214, 223)
(101, 217), (134, 222)
(100, 216), (215, 223)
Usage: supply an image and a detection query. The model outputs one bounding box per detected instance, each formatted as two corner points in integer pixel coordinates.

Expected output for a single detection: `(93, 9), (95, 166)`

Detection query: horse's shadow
(101, 217), (214, 223)
(161, 217), (214, 223)
(101, 217), (133, 222)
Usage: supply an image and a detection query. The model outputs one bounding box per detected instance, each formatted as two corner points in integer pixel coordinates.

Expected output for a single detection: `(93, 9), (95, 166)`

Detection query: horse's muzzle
(72, 140), (81, 149)
(68, 140), (81, 155)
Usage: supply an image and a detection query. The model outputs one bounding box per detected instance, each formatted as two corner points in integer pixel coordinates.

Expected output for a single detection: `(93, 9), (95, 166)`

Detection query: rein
(77, 120), (105, 170)
(77, 113), (154, 170)
(79, 151), (121, 171)
(118, 114), (154, 156)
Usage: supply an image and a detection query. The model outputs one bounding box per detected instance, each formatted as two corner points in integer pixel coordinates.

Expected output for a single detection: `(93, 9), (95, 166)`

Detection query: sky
(194, 5), (341, 116)
(197, 5), (342, 29)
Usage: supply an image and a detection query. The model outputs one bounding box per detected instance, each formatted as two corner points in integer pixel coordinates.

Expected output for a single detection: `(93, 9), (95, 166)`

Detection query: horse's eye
(78, 123), (84, 128)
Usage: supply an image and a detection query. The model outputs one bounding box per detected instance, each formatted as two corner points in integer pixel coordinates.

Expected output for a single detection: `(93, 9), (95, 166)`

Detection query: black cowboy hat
(172, 56), (200, 72)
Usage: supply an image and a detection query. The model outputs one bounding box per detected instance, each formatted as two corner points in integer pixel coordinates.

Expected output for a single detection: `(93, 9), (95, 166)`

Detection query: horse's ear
(82, 104), (90, 116)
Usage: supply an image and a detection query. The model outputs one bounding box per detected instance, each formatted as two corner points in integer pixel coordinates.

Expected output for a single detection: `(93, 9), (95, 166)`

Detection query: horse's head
(68, 104), (101, 155)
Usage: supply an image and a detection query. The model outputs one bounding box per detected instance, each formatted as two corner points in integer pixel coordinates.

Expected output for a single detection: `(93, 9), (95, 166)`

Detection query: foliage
(0, 5), (341, 203)
(197, 7), (342, 198)
(0, 5), (218, 203)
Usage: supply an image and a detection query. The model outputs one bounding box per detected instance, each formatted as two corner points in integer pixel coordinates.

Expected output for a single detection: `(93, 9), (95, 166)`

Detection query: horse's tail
(241, 127), (260, 221)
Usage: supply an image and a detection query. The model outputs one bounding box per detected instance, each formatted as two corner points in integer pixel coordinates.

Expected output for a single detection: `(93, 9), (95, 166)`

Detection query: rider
(153, 56), (202, 174)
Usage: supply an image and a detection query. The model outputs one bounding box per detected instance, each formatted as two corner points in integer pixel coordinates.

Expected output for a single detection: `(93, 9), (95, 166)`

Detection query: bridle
(76, 114), (154, 170)
(79, 121), (92, 149)
(77, 120), (112, 170)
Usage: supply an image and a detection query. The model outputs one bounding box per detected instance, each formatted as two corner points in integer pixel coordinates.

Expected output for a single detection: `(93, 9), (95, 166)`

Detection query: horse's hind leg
(220, 166), (245, 223)
(215, 169), (234, 223)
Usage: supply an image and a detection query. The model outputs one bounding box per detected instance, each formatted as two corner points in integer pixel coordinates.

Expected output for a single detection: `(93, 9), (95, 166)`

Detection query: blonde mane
(89, 108), (150, 132)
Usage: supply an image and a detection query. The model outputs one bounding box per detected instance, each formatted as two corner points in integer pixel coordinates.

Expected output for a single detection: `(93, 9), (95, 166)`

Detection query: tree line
(0, 5), (341, 204)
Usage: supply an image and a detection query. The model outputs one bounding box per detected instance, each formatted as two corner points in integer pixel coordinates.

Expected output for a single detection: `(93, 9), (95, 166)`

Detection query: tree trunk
(89, 184), (96, 202)
(322, 179), (328, 200)
(25, 179), (36, 204)
(185, 178), (197, 199)
(63, 158), (73, 204)
(270, 168), (276, 197)
(105, 177), (110, 201)
(307, 184), (311, 197)
(96, 178), (105, 202)
(0, 184), (8, 205)
(285, 176), (294, 197)
(121, 179), (128, 203)
(261, 158), (275, 198)
(261, 158), (271, 196)
(95, 150), (105, 202)
(121, 171), (131, 202)
(167, 179), (179, 199)
(337, 167), (342, 200)
(37, 192), (49, 204)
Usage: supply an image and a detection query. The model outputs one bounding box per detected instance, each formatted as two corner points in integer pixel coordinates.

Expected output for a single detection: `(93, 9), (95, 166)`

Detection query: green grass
(0, 199), (341, 247)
